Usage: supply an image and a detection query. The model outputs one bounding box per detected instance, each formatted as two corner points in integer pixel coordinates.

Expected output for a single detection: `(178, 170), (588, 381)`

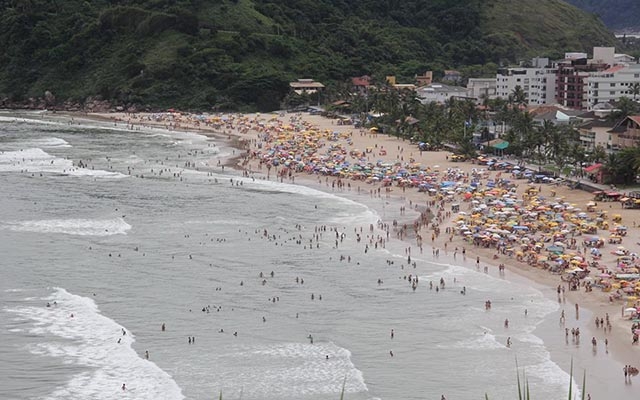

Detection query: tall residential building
(586, 64), (640, 110)
(555, 58), (608, 110)
(495, 66), (557, 105)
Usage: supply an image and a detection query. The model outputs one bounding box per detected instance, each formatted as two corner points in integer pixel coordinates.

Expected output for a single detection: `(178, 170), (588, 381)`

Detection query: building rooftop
(417, 83), (467, 93)
(289, 79), (325, 89)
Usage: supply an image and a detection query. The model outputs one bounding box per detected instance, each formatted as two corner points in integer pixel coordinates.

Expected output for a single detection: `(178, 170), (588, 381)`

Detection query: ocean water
(0, 112), (584, 400)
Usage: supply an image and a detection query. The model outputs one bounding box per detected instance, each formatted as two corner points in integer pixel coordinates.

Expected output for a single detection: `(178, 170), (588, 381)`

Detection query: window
(593, 83), (599, 88)
(610, 91), (616, 95)
(610, 83), (616, 87)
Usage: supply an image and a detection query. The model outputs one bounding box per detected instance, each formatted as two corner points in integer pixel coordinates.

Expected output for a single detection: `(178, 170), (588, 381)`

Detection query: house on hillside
(609, 115), (640, 151)
(415, 71), (433, 87)
(351, 75), (372, 95)
(442, 70), (462, 83)
(289, 79), (324, 95)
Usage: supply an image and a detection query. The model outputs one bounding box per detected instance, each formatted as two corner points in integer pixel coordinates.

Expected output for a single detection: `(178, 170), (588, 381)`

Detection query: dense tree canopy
(0, 0), (616, 111)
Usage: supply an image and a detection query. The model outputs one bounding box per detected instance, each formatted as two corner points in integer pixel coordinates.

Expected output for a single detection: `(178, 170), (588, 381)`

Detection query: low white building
(416, 83), (469, 104)
(586, 64), (640, 110)
(467, 78), (496, 103)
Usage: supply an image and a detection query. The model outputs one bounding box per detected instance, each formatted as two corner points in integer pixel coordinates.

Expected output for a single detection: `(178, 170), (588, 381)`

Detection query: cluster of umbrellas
(453, 188), (640, 303)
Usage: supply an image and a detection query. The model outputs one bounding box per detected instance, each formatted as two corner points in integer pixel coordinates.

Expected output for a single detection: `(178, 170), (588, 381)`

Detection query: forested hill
(565, 0), (640, 32)
(0, 0), (615, 111)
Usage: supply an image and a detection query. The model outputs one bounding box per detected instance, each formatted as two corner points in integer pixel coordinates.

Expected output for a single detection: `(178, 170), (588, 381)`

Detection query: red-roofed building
(351, 75), (371, 88)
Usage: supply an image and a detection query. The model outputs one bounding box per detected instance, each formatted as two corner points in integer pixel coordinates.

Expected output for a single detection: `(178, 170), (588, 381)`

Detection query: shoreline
(11, 108), (640, 397)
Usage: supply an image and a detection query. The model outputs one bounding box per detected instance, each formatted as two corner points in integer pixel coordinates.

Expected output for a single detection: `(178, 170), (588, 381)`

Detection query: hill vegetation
(0, 0), (616, 111)
(565, 0), (640, 31)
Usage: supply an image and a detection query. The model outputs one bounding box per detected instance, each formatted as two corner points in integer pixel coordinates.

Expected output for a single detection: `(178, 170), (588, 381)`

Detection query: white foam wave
(525, 359), (581, 397)
(1, 217), (131, 236)
(442, 331), (506, 350)
(0, 148), (127, 178)
(5, 288), (184, 400)
(212, 342), (368, 398)
(25, 137), (72, 148)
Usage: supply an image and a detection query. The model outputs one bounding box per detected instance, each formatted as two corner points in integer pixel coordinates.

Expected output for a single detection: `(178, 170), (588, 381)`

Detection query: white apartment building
(586, 63), (640, 110)
(495, 67), (557, 105)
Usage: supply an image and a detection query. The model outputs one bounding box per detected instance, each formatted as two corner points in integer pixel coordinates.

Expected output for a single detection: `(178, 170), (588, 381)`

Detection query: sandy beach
(82, 109), (640, 397)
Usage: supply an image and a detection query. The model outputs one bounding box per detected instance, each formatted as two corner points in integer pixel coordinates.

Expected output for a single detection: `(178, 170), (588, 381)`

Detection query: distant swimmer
(161, 323), (166, 331)
(389, 350), (394, 357)
(122, 383), (126, 391)
(145, 350), (149, 359)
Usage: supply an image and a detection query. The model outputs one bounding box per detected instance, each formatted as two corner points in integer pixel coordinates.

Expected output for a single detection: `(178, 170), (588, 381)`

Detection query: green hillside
(0, 0), (616, 111)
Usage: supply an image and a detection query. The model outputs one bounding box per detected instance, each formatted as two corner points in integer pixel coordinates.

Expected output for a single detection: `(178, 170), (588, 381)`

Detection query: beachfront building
(467, 78), (497, 103)
(586, 64), (640, 110)
(576, 118), (614, 151)
(416, 83), (469, 104)
(609, 115), (640, 151)
(289, 79), (325, 95)
(495, 66), (557, 105)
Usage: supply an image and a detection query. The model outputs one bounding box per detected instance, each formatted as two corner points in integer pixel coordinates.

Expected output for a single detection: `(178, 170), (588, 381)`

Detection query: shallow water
(0, 112), (611, 399)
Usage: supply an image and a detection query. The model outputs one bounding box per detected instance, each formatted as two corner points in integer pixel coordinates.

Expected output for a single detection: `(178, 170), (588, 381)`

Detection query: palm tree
(590, 145), (607, 163)
(608, 96), (640, 122)
(632, 82), (640, 101)
(549, 124), (579, 171)
(509, 85), (527, 108)
(604, 152), (621, 183)
(536, 120), (556, 164)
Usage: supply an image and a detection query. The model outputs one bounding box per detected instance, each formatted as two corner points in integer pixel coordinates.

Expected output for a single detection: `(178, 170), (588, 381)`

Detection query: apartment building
(586, 64), (640, 110)
(495, 66), (557, 105)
